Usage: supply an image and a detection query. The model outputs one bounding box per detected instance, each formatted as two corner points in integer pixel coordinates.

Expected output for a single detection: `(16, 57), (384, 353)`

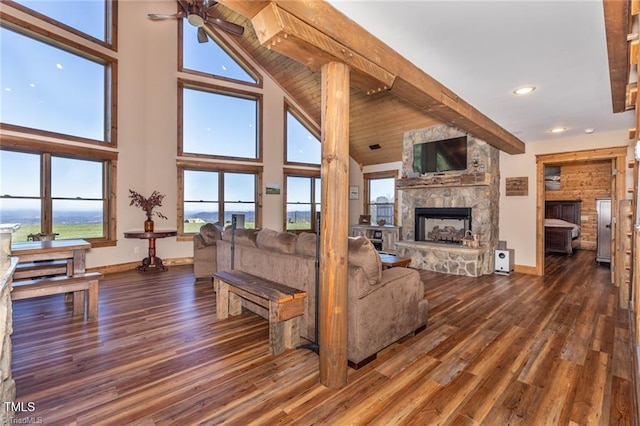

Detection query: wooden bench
(212, 270), (307, 356)
(11, 272), (102, 322)
(13, 259), (72, 280)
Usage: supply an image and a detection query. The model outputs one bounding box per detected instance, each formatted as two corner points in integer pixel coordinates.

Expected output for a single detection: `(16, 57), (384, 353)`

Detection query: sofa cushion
(198, 222), (223, 245)
(348, 237), (382, 286)
(295, 232), (317, 257)
(256, 228), (298, 254)
(221, 228), (258, 247)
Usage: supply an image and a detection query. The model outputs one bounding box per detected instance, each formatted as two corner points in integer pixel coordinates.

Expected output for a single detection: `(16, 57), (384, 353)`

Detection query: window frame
(176, 160), (263, 239)
(178, 79), (263, 162)
(177, 18), (261, 88)
(0, 136), (117, 247)
(364, 170), (398, 226)
(4, 0), (118, 50)
(283, 168), (321, 233)
(283, 101), (321, 167)
(0, 15), (118, 147)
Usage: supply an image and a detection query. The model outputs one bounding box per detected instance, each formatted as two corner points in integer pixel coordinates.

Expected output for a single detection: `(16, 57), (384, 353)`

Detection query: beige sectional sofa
(200, 226), (428, 366)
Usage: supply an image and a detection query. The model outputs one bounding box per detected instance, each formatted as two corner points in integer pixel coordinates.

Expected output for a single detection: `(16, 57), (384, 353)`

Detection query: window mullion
(218, 171), (225, 224)
(42, 153), (52, 233)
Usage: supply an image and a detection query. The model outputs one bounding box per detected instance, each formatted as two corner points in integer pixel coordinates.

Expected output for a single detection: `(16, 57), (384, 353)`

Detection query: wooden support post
(318, 61), (350, 389)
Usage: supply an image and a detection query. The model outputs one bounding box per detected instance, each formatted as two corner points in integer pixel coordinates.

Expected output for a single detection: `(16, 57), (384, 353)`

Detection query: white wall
(499, 129), (634, 268)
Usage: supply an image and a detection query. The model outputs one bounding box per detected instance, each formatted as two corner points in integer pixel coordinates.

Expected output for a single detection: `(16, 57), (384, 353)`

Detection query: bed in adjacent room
(544, 200), (582, 255)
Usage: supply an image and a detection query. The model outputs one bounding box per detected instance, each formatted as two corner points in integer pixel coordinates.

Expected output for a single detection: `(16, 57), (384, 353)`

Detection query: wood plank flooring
(10, 249), (638, 424)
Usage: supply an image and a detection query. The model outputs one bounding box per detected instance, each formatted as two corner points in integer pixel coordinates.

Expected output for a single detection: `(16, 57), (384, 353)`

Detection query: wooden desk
(124, 230), (177, 272)
(379, 253), (412, 270)
(11, 239), (90, 279)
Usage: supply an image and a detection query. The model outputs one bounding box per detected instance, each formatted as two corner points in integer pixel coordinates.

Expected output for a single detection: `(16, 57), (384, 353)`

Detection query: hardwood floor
(11, 249), (637, 424)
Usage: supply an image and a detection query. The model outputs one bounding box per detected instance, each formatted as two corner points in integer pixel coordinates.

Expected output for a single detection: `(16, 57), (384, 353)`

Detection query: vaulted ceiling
(213, 0), (526, 167)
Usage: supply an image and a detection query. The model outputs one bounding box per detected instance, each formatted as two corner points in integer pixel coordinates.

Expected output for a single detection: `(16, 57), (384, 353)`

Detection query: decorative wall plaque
(505, 177), (528, 196)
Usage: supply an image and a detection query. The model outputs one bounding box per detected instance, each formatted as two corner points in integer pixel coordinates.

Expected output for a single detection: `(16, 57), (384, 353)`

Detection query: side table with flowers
(128, 190), (167, 232)
(126, 190), (176, 272)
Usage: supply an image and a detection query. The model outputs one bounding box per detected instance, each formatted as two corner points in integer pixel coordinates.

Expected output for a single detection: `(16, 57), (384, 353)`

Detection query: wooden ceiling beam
(219, 0), (525, 155)
(603, 0), (631, 113)
(251, 3), (395, 94)
(391, 77), (525, 155)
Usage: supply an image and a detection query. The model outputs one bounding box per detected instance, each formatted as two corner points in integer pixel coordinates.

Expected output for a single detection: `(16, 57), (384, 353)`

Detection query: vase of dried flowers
(129, 189), (167, 232)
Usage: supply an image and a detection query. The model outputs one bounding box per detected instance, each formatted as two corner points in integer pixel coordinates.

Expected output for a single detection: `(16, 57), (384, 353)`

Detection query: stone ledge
(396, 240), (485, 277)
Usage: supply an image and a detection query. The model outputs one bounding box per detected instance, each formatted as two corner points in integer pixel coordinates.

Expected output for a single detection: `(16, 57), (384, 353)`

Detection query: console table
(124, 230), (177, 272)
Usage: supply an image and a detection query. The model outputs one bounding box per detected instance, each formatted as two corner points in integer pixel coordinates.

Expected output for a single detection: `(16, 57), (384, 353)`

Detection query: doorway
(535, 146), (628, 279)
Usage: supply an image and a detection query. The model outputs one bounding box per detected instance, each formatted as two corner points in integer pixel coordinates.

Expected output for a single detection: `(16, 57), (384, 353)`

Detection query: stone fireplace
(395, 124), (500, 276)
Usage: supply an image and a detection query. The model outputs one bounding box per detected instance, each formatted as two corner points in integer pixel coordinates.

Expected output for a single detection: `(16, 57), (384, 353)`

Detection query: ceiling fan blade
(148, 12), (185, 20)
(205, 17), (244, 36)
(197, 27), (209, 43)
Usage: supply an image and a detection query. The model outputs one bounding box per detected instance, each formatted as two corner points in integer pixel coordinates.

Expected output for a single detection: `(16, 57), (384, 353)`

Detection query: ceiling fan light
(187, 14), (204, 27)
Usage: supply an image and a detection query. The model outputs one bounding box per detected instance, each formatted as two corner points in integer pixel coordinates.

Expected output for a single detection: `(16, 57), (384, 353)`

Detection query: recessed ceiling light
(550, 127), (567, 133)
(513, 86), (536, 95)
(584, 128), (595, 134)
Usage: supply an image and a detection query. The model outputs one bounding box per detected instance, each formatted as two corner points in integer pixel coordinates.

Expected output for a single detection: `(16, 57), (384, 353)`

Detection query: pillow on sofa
(256, 228), (298, 254)
(221, 228), (258, 247)
(348, 237), (382, 285)
(198, 222), (223, 245)
(295, 232), (317, 257)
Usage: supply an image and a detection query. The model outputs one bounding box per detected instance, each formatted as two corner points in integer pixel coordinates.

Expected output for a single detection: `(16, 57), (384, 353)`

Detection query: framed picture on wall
(349, 185), (359, 200)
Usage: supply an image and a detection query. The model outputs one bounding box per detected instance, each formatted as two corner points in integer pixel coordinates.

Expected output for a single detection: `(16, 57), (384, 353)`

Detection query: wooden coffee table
(379, 253), (412, 270)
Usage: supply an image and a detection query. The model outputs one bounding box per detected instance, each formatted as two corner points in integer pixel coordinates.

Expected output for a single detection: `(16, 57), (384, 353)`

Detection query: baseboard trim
(514, 264), (538, 275)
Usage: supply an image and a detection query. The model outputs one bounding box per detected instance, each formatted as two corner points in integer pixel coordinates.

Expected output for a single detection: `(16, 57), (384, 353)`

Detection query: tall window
(0, 148), (114, 243)
(1, 6), (118, 247)
(11, 0), (112, 44)
(365, 172), (397, 226)
(285, 104), (321, 165)
(180, 166), (259, 234)
(285, 173), (321, 232)
(0, 25), (112, 143)
(182, 23), (258, 85)
(180, 83), (260, 160)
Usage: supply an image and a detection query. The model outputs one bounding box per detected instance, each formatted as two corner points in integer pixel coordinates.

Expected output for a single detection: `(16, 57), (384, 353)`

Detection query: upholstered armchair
(192, 222), (224, 279)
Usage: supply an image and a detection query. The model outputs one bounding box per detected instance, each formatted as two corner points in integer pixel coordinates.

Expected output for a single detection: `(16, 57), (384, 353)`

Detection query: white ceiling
(328, 0), (636, 144)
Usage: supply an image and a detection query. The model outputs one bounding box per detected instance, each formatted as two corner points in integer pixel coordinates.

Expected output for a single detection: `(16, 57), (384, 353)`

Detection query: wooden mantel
(218, 0), (526, 156)
(396, 172), (491, 189)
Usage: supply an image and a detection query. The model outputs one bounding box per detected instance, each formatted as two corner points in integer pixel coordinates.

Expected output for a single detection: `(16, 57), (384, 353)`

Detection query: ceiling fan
(148, 0), (244, 42)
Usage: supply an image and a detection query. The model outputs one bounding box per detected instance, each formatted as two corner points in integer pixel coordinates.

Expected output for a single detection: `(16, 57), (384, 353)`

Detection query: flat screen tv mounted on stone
(412, 136), (468, 174)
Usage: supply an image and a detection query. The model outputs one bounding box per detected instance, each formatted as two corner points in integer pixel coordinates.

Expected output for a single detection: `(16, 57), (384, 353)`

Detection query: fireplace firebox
(415, 207), (472, 244)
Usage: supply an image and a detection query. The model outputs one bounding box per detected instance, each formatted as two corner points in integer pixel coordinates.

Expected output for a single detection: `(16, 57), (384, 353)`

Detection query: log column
(319, 61), (350, 388)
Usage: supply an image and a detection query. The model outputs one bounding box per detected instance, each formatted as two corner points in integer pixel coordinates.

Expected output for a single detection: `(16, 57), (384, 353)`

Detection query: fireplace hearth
(415, 207), (472, 244)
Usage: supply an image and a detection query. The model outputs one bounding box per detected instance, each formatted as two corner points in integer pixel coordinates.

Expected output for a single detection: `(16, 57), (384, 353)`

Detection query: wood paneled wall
(545, 160), (612, 250)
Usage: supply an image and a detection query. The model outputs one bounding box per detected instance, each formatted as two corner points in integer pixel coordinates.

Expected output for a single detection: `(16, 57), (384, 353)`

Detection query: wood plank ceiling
(214, 0), (525, 167)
